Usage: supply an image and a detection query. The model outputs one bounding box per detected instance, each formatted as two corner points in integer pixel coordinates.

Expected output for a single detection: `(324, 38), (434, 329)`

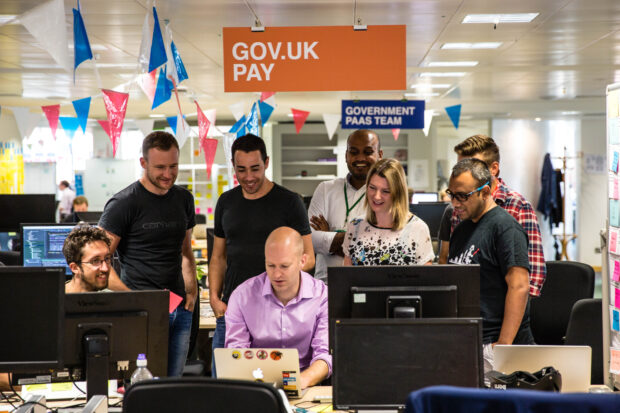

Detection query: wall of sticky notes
(606, 84), (620, 387)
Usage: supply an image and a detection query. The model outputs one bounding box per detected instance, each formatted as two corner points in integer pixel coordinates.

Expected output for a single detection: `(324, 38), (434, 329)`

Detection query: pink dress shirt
(225, 271), (332, 376)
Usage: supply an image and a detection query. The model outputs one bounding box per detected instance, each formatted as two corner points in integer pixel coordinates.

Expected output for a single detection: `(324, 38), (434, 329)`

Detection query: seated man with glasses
(63, 225), (112, 293)
(447, 158), (534, 373)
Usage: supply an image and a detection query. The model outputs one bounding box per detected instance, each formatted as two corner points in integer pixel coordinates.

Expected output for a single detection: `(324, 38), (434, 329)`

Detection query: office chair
(122, 377), (289, 413)
(405, 385), (620, 413)
(564, 298), (604, 384)
(530, 261), (594, 345)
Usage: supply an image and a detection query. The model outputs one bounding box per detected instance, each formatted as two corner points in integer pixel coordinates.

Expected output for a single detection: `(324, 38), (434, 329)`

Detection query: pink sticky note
(615, 261), (620, 282)
(207, 207), (213, 214)
(195, 207), (201, 214)
(610, 348), (620, 374)
(611, 230), (618, 253)
(168, 290), (184, 313)
(615, 288), (620, 309)
(615, 179), (620, 199)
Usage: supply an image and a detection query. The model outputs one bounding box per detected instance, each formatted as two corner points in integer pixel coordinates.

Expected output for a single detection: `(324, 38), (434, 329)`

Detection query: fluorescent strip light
(0, 15), (17, 24)
(96, 63), (137, 69)
(420, 72), (466, 78)
(404, 93), (440, 97)
(441, 42), (502, 49)
(428, 61), (478, 67)
(462, 13), (539, 24)
(149, 114), (166, 118)
(410, 84), (451, 89)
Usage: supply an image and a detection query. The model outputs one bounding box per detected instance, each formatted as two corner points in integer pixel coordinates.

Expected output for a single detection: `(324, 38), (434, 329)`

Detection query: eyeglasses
(80, 256), (112, 268)
(446, 181), (489, 202)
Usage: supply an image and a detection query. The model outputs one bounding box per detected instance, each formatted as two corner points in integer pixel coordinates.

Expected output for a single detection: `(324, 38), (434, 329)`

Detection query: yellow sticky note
(188, 184), (193, 190)
(207, 183), (213, 189)
(208, 214), (214, 221)
(188, 177), (193, 182)
(206, 193), (212, 199)
(310, 405), (333, 412)
(194, 200), (200, 206)
(196, 192), (202, 198)
(24, 384), (47, 391)
(52, 382), (73, 391)
(218, 175), (223, 180)
(222, 180), (228, 185)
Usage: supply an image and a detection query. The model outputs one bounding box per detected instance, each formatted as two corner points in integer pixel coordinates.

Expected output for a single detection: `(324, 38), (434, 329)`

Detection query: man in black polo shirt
(209, 134), (314, 375)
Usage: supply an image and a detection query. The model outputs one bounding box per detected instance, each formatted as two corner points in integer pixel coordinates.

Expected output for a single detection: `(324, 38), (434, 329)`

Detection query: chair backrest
(530, 261), (594, 345)
(564, 298), (604, 384)
(122, 377), (288, 413)
(405, 385), (620, 413)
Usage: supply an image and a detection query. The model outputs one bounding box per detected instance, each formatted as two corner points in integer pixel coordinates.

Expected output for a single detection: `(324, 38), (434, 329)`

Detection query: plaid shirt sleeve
(503, 197), (547, 297)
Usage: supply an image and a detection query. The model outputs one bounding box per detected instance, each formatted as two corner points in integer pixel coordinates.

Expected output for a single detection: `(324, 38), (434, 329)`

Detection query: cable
(243, 0), (262, 26)
(8, 373), (24, 402)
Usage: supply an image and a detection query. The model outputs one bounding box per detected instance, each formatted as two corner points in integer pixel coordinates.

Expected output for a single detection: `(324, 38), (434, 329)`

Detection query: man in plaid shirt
(445, 135), (546, 297)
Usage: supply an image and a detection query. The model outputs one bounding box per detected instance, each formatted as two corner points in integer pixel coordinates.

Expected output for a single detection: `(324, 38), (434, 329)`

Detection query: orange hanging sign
(223, 25), (406, 92)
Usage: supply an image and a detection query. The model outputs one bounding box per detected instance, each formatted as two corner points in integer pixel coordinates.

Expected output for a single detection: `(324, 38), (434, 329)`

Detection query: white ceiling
(1, 0), (620, 125)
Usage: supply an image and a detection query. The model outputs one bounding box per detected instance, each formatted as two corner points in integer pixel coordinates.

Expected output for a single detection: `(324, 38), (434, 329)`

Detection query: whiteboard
(84, 159), (141, 210)
(23, 162), (56, 194)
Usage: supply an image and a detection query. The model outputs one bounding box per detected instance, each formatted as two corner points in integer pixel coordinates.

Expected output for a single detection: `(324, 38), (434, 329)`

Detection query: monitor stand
(83, 333), (110, 401)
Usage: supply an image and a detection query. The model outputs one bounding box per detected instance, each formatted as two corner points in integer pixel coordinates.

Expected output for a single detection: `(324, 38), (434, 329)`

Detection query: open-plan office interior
(1, 0), (619, 411)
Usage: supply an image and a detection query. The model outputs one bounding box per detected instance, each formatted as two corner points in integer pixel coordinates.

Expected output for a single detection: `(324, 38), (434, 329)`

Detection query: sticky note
(188, 184), (193, 190)
(610, 348), (620, 374)
(611, 200), (620, 227)
(615, 288), (620, 309)
(611, 229), (618, 254)
(196, 192), (202, 198)
(614, 261), (620, 282)
(168, 290), (183, 313)
(613, 309), (620, 332)
(208, 214), (214, 221)
(195, 207), (201, 214)
(206, 193), (212, 199)
(613, 152), (619, 173)
(207, 207), (213, 214)
(194, 200), (200, 206)
(207, 183), (213, 189)
(188, 177), (193, 182)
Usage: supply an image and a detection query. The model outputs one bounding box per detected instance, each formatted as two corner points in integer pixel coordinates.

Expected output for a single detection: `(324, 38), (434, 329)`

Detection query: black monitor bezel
(0, 266), (65, 372)
(327, 264), (480, 350)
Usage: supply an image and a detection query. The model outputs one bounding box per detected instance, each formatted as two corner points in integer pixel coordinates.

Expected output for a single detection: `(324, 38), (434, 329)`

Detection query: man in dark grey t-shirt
(209, 134), (314, 376)
(447, 158), (533, 373)
(99, 131), (197, 377)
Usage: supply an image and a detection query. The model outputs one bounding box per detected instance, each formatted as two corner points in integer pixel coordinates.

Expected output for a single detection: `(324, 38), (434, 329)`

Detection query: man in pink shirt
(225, 227), (331, 389)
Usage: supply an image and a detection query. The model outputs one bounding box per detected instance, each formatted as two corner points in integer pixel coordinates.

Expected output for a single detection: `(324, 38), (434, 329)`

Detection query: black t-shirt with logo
(214, 183), (311, 303)
(99, 181), (195, 301)
(448, 206), (534, 344)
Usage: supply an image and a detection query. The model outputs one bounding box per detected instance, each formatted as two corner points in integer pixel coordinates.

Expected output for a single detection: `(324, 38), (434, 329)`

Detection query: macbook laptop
(214, 348), (304, 398)
(493, 345), (592, 392)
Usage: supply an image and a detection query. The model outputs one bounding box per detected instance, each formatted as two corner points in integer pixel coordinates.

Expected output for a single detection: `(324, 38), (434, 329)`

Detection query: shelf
(281, 161), (337, 166)
(282, 146), (336, 150)
(282, 175), (337, 180)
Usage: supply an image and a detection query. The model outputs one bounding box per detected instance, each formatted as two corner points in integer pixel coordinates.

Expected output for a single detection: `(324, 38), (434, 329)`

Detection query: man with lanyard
(308, 129), (382, 282)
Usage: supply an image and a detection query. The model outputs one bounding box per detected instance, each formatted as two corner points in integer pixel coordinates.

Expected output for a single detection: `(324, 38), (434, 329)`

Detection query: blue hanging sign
(341, 100), (425, 129)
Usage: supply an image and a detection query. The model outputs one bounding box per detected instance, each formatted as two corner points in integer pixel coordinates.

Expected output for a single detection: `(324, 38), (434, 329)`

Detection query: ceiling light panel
(427, 61), (478, 67)
(462, 13), (539, 24)
(420, 72), (467, 77)
(441, 42), (502, 49)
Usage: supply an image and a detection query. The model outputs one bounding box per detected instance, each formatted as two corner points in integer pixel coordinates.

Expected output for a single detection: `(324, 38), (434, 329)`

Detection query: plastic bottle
(130, 353), (153, 385)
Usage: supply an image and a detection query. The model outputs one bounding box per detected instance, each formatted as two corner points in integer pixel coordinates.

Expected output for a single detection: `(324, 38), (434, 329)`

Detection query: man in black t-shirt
(447, 158), (533, 373)
(99, 131), (197, 377)
(209, 134), (314, 375)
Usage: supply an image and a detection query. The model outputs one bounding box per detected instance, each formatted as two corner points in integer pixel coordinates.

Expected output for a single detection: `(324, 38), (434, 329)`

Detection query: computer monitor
(0, 266), (65, 372)
(411, 192), (439, 203)
(332, 318), (484, 410)
(0, 194), (56, 232)
(328, 265), (480, 349)
(21, 223), (75, 277)
(74, 211), (103, 223)
(63, 290), (169, 400)
(0, 231), (18, 251)
(409, 202), (450, 240)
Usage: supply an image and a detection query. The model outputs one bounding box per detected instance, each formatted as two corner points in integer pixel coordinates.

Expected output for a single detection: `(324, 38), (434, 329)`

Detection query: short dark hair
(73, 195), (88, 207)
(231, 134), (267, 163)
(451, 158), (492, 187)
(453, 134), (500, 166)
(59, 180), (70, 188)
(142, 131), (180, 159)
(63, 225), (111, 266)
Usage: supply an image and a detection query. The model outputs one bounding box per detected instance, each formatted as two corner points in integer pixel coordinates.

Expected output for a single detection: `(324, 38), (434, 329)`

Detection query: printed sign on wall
(223, 25), (406, 92)
(341, 100), (425, 129)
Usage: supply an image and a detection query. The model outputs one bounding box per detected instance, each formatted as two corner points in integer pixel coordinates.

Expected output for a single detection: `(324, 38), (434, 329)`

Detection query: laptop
(214, 348), (304, 398)
(493, 345), (592, 392)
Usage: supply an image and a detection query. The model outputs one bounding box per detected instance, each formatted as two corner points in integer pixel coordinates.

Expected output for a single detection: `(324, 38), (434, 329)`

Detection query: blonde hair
(364, 158), (410, 231)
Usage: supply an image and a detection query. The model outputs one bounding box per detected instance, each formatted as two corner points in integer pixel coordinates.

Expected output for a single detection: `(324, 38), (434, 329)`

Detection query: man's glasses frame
(446, 181), (490, 202)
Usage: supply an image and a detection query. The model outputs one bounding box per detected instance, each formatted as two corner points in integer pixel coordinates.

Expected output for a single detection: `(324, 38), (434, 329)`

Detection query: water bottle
(130, 353), (153, 385)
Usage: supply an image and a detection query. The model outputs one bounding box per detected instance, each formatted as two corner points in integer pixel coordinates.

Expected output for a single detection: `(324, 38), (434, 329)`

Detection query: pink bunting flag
(200, 138), (218, 179)
(97, 119), (111, 137)
(392, 128), (400, 141)
(42, 104), (60, 140)
(260, 91), (275, 102)
(139, 69), (157, 103)
(101, 89), (129, 158)
(291, 108), (310, 134)
(195, 100), (211, 150)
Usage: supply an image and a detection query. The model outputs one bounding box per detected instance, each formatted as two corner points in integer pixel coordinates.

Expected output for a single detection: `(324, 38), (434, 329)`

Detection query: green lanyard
(343, 182), (364, 227)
